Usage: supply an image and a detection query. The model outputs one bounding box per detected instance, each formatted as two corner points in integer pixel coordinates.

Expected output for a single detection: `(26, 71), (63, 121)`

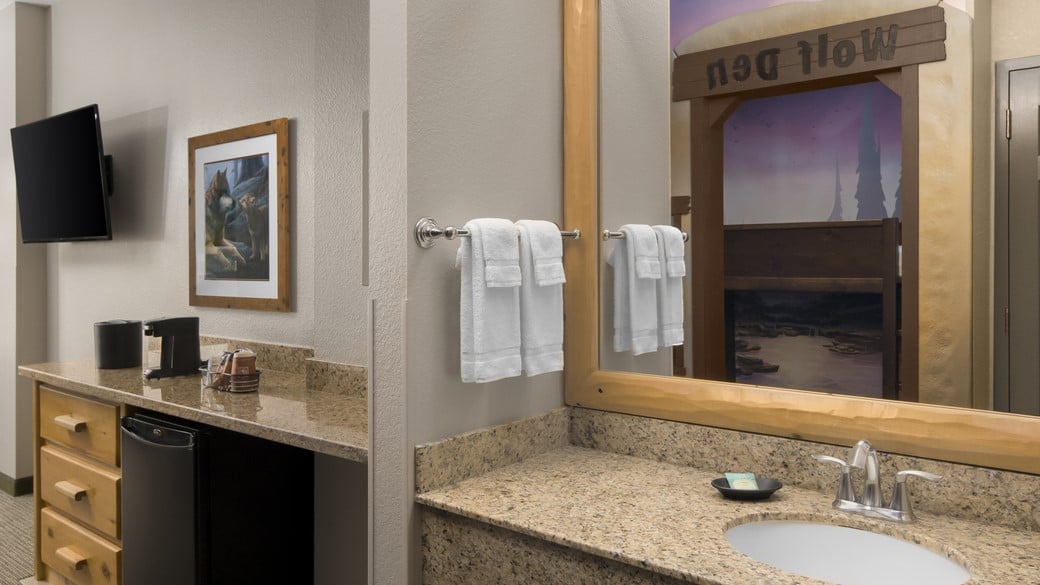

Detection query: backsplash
(415, 407), (1039, 532)
(415, 408), (569, 493)
(305, 358), (367, 399)
(152, 334), (368, 397)
(198, 335), (314, 375)
(570, 408), (1040, 532)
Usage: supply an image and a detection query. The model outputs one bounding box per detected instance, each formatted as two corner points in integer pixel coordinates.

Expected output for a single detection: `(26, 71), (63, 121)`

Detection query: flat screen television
(10, 104), (113, 242)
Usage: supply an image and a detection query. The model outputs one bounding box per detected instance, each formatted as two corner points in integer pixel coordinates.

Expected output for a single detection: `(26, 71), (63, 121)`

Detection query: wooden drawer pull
(55, 546), (88, 570)
(54, 480), (88, 501)
(54, 414), (87, 432)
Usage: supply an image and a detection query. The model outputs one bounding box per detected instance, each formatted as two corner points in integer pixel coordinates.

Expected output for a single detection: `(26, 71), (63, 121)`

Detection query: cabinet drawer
(39, 387), (119, 466)
(41, 507), (120, 585)
(40, 445), (120, 539)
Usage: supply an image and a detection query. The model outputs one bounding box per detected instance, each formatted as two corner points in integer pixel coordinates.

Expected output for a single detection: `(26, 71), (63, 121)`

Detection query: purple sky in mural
(723, 82), (902, 224)
(671, 0), (969, 48)
(671, 1), (906, 223)
(671, 0), (821, 49)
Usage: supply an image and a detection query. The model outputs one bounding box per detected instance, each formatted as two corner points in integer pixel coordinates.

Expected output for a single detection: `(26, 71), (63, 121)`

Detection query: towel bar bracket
(415, 217), (459, 248)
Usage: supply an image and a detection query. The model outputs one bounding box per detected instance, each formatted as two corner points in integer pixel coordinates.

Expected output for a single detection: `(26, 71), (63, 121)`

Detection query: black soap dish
(711, 477), (783, 501)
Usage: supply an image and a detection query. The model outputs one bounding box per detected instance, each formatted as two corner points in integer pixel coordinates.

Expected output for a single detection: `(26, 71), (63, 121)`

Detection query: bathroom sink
(725, 521), (970, 585)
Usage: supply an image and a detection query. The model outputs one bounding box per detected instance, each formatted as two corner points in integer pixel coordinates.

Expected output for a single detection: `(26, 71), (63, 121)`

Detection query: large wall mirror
(562, 0), (1040, 474)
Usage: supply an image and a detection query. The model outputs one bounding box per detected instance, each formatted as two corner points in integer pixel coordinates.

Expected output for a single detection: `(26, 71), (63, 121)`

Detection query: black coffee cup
(94, 320), (142, 369)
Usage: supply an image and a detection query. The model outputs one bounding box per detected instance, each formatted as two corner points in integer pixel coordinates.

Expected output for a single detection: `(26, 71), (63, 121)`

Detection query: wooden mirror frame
(561, 0), (1040, 474)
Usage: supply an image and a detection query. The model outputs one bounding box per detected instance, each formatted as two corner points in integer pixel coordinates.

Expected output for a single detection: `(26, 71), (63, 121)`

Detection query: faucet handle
(896, 469), (942, 482)
(812, 454), (848, 466)
(888, 469), (942, 521)
(812, 454), (857, 503)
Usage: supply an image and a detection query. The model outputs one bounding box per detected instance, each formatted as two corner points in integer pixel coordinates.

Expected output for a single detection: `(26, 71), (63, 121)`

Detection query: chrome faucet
(850, 439), (883, 508)
(813, 439), (941, 522)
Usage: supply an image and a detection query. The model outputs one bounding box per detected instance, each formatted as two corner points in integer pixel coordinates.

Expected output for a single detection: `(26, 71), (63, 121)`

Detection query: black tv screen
(10, 104), (112, 242)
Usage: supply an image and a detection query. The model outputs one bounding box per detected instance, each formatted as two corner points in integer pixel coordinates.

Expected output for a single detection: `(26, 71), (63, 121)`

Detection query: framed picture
(188, 118), (290, 311)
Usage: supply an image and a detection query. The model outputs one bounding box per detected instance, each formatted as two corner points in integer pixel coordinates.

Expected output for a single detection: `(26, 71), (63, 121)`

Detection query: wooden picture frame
(188, 118), (290, 311)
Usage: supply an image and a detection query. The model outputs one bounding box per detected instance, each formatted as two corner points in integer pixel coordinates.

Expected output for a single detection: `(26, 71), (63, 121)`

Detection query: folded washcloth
(516, 220), (565, 376)
(653, 224), (686, 278)
(516, 219), (566, 286)
(472, 218), (521, 287)
(456, 219), (522, 383)
(653, 225), (685, 347)
(608, 225), (660, 355)
(621, 224), (662, 280)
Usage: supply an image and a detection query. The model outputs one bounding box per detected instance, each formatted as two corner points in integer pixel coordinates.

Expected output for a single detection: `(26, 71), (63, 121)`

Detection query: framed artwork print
(188, 118), (290, 311)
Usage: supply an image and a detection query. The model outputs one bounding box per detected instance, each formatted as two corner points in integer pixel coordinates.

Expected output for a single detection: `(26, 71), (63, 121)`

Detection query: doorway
(995, 56), (1040, 415)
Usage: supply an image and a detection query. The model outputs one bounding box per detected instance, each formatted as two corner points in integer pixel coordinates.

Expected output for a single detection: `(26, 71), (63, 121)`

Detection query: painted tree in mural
(827, 154), (843, 221)
(854, 95), (888, 219)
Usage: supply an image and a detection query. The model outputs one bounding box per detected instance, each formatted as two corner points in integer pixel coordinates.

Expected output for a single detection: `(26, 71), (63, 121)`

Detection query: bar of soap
(725, 472), (760, 490)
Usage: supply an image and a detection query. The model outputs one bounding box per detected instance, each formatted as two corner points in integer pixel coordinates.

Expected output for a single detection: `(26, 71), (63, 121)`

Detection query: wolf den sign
(672, 7), (947, 101)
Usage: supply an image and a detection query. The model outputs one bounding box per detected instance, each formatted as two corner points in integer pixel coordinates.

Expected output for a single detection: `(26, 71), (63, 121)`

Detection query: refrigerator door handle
(120, 417), (196, 449)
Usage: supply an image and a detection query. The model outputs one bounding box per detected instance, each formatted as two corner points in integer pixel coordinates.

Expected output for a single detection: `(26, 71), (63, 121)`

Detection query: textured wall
(397, 2), (566, 580)
(990, 0), (1040, 62)
(916, 8), (974, 405)
(313, 0), (370, 365)
(0, 2), (47, 483)
(0, 3), (18, 482)
(599, 0), (673, 375)
(44, 0), (368, 365)
(368, 0), (409, 581)
(405, 0), (565, 445)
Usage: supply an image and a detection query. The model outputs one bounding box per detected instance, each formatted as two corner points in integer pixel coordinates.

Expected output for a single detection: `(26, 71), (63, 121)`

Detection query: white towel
(456, 219), (522, 383)
(516, 219), (566, 286)
(653, 225), (685, 347)
(654, 224), (686, 278)
(608, 224), (660, 355)
(624, 224), (662, 279)
(516, 220), (564, 376)
(475, 218), (522, 287)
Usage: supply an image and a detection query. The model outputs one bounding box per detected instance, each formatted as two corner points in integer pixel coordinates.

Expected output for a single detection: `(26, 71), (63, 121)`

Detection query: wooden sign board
(673, 6), (946, 100)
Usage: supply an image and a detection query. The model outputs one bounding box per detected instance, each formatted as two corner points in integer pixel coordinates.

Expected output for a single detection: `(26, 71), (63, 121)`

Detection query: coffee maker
(142, 317), (201, 379)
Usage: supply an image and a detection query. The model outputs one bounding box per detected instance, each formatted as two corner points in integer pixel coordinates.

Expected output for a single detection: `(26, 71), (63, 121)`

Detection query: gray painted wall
(405, 0), (565, 446)
(599, 0), (672, 375)
(367, 0), (409, 581)
(42, 0), (369, 366)
(369, 1), (569, 581)
(0, 2), (48, 484)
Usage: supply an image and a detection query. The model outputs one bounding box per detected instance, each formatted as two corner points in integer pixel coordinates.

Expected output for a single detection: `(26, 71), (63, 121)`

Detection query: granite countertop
(19, 359), (367, 463)
(417, 446), (1040, 584)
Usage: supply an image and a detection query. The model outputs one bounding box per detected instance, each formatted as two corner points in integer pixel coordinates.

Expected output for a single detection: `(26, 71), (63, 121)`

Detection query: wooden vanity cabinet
(33, 383), (124, 585)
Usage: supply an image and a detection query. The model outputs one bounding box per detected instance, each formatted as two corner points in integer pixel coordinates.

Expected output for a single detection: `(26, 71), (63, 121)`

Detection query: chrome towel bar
(415, 217), (581, 249)
(602, 229), (688, 242)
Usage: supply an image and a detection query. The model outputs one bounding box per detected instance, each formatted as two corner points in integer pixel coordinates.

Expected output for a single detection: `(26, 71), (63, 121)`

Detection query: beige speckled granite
(305, 358), (367, 398)
(423, 507), (687, 585)
(199, 335), (314, 375)
(570, 408), (1040, 532)
(19, 359), (366, 462)
(415, 408), (569, 493)
(417, 446), (1040, 585)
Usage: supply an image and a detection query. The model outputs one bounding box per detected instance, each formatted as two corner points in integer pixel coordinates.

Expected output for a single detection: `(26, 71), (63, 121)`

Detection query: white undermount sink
(725, 521), (970, 585)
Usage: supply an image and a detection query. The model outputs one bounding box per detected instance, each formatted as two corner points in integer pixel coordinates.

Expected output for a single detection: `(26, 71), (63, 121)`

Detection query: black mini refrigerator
(121, 412), (313, 585)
